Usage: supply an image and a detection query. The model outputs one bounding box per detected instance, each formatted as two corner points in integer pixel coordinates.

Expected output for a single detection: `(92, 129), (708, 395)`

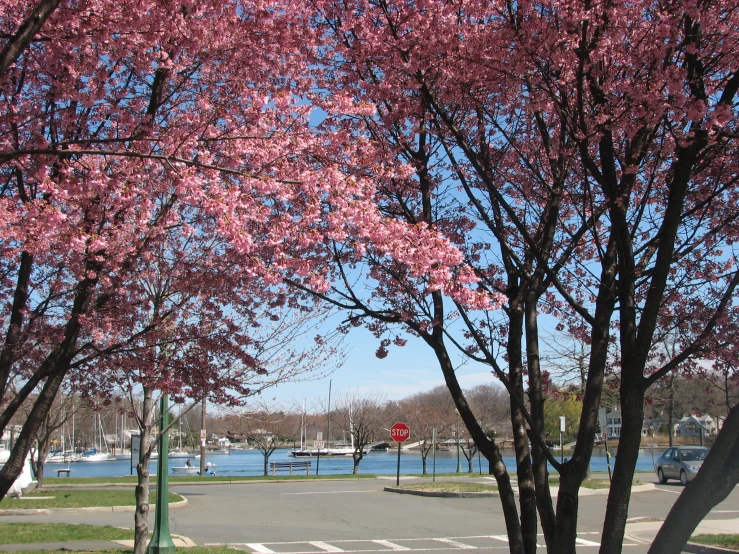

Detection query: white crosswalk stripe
(311, 541), (346, 552)
(246, 543), (276, 553)
(433, 538), (476, 549)
(214, 533), (643, 552)
(372, 540), (412, 551)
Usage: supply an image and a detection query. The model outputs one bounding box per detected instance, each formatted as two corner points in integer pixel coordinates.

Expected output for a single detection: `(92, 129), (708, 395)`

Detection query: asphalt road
(2, 475), (738, 553)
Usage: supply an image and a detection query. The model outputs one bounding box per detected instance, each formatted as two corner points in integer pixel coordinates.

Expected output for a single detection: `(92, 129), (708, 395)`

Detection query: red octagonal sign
(390, 422), (410, 443)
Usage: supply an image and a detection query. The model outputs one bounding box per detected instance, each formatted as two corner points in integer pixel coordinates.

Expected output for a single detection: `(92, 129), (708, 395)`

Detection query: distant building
(604, 408), (622, 439)
(601, 409), (655, 439)
(674, 415), (721, 437)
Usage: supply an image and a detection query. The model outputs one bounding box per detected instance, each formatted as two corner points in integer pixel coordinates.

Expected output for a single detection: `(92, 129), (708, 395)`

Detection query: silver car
(655, 446), (709, 485)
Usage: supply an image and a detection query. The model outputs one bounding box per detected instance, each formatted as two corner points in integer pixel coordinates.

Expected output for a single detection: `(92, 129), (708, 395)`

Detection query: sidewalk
(0, 535), (197, 551)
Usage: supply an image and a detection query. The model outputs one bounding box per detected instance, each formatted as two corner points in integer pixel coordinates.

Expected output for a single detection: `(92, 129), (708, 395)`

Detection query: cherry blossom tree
(296, 2), (739, 553)
(0, 0), (475, 501)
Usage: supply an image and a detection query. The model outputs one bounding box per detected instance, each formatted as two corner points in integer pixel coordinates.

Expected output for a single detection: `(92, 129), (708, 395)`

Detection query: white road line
(246, 544), (276, 553)
(310, 541), (345, 552)
(711, 510), (739, 513)
(575, 538), (601, 546)
(433, 538), (476, 549)
(372, 540), (411, 551)
(655, 487), (682, 494)
(282, 491), (378, 495)
(489, 536), (508, 543)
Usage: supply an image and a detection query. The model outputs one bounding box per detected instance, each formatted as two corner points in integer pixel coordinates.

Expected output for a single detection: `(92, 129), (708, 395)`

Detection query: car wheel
(680, 470), (688, 486)
(658, 468), (667, 484)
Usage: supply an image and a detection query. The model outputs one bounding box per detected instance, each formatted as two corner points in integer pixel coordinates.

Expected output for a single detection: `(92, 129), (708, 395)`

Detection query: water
(43, 447), (659, 478)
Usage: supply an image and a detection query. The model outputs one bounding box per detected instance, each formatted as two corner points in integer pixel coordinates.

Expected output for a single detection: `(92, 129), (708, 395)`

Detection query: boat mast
(326, 379), (332, 455)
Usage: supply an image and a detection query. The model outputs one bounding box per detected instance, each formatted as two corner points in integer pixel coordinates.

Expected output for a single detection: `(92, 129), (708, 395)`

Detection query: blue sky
(264, 325), (496, 411)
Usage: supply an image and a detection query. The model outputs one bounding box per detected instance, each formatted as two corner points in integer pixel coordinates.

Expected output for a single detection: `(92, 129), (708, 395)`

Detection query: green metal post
(148, 394), (176, 554)
(456, 421), (462, 473)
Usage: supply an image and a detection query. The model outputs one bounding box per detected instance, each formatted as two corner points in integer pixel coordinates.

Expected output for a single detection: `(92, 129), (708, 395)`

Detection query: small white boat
(45, 451), (78, 463)
(171, 466), (199, 475)
(289, 444), (367, 457)
(76, 452), (114, 462)
(172, 462), (216, 475)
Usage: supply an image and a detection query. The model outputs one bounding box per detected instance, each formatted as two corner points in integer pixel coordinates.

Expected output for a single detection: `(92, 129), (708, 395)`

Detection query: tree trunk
(549, 469), (580, 554)
(427, 330), (526, 554)
(524, 298), (556, 546)
(0, 368), (65, 499)
(353, 451), (363, 474)
(668, 375), (675, 447)
(134, 386), (155, 554)
(487, 446), (527, 554)
(0, 251), (33, 403)
(35, 441), (51, 489)
(648, 403), (739, 553)
(599, 388), (645, 554)
(507, 305), (538, 554)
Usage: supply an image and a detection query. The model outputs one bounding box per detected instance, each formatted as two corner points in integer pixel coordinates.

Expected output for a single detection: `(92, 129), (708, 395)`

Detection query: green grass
(690, 534), (739, 549)
(410, 472), (480, 478)
(0, 523), (134, 544)
(546, 478), (642, 490)
(3, 489), (182, 509)
(43, 473), (376, 486)
(396, 482), (498, 493)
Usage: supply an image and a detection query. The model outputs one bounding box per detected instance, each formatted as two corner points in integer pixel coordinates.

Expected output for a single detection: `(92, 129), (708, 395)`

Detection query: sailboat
(289, 388), (368, 458)
(170, 410), (193, 458)
(77, 414), (115, 462)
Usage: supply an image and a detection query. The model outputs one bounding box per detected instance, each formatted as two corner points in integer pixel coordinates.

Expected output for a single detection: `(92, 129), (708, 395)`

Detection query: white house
(600, 408), (655, 439)
(674, 415), (721, 438)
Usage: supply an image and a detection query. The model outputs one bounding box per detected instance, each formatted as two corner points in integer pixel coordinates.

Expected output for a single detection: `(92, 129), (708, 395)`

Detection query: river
(43, 446), (662, 478)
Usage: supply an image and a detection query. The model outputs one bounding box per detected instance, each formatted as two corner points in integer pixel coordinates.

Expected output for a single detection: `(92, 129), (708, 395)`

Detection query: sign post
(598, 408), (612, 482)
(559, 416), (566, 464)
(390, 422), (410, 486)
(131, 435), (141, 476)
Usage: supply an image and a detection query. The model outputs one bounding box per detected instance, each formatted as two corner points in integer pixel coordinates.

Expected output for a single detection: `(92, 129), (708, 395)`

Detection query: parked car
(654, 446), (709, 485)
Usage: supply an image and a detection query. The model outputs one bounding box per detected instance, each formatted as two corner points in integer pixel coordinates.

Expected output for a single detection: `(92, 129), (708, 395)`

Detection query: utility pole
(147, 394), (175, 554)
(199, 395), (206, 476)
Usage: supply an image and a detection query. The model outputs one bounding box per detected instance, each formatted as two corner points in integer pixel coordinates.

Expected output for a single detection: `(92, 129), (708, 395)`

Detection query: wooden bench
(55, 469), (72, 477)
(269, 461), (311, 476)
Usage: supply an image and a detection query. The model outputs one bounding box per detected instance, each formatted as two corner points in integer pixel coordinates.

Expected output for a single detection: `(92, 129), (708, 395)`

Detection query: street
(1, 476), (738, 553)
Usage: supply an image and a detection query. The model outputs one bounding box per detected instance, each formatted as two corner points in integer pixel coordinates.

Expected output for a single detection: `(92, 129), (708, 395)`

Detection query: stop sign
(390, 422), (410, 443)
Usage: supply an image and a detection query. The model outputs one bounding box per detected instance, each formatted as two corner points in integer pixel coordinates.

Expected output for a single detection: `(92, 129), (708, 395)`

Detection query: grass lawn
(411, 472), (480, 478)
(396, 482), (498, 493)
(43, 473), (376, 486)
(2, 489), (182, 509)
(690, 534), (739, 550)
(547, 478), (642, 490)
(0, 523), (134, 544)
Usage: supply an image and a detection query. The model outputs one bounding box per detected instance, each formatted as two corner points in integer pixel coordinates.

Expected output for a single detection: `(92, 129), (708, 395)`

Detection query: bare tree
(334, 391), (386, 474)
(237, 402), (293, 475)
(397, 386), (456, 474)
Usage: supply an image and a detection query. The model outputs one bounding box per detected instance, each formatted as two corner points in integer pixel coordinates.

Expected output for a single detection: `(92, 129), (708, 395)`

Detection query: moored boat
(76, 451), (114, 462)
(171, 466), (199, 475)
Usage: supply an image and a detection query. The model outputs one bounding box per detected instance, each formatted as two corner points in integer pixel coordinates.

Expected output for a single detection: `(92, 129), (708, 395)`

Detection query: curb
(0, 495), (188, 516)
(42, 477), (376, 489)
(684, 542), (739, 554)
(383, 486), (498, 498)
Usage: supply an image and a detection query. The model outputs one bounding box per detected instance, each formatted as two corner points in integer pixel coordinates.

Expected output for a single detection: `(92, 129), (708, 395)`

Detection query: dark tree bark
(0, 0), (62, 78)
(134, 386), (155, 554)
(648, 404), (739, 554)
